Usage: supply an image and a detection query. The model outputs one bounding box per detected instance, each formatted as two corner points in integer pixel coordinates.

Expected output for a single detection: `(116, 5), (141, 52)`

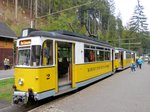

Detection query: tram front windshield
(18, 49), (30, 66)
(17, 45), (41, 66)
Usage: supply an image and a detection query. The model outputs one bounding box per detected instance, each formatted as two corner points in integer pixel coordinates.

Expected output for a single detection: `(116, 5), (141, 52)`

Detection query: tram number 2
(47, 74), (50, 80)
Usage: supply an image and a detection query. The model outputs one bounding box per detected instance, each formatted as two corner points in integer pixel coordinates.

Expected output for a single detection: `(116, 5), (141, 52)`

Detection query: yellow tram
(114, 48), (136, 71)
(13, 29), (135, 104)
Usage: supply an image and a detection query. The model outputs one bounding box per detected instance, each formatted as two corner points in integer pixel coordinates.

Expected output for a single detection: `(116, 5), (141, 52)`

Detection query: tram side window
(105, 51), (110, 60)
(115, 53), (119, 59)
(18, 49), (30, 65)
(42, 40), (53, 66)
(31, 45), (41, 66)
(84, 49), (89, 62)
(96, 50), (100, 61)
(89, 50), (95, 62)
(96, 50), (104, 61)
(129, 53), (131, 58)
(99, 50), (104, 61)
(84, 49), (95, 62)
(126, 52), (131, 59)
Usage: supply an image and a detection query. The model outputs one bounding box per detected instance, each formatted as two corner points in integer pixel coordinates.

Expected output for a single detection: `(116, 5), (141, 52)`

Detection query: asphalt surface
(0, 69), (14, 80)
(29, 63), (150, 112)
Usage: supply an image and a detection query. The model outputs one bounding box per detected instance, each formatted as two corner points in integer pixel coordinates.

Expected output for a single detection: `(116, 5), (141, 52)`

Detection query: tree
(129, 0), (148, 35)
(116, 12), (123, 47)
(128, 0), (149, 53)
(76, 0), (116, 41)
(4, 0), (119, 42)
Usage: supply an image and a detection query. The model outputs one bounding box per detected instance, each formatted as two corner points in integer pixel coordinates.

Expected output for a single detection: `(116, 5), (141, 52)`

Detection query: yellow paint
(15, 67), (56, 93)
(123, 58), (132, 67)
(72, 44), (76, 88)
(55, 42), (58, 93)
(74, 61), (112, 83)
(43, 42), (47, 66)
(114, 59), (122, 69)
(132, 57), (135, 63)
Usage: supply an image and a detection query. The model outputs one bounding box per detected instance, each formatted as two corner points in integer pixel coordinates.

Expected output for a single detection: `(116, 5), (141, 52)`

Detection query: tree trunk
(15, 0), (18, 20)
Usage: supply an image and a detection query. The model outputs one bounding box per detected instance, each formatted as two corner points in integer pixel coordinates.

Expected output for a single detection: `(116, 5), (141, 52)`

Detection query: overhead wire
(35, 1), (94, 20)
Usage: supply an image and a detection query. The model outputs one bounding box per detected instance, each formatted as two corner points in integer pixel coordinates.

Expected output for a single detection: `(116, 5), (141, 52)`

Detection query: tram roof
(26, 30), (113, 48)
(115, 47), (133, 52)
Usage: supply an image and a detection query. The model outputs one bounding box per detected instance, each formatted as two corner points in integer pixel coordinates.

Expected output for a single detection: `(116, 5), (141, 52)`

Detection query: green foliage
(127, 0), (149, 53)
(35, 0), (117, 41)
(129, 0), (148, 34)
(3, 0), (118, 43)
(41, 13), (77, 31)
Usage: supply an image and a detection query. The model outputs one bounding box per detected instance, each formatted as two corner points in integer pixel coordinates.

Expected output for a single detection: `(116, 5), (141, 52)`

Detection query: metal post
(30, 20), (34, 28)
(34, 0), (38, 28)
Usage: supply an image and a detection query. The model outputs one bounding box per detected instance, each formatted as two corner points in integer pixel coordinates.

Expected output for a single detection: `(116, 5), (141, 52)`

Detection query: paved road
(0, 69), (14, 80)
(30, 63), (150, 112)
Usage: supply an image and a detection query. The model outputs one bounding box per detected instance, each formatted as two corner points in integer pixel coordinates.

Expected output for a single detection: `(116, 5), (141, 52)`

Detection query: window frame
(84, 44), (111, 63)
(41, 39), (54, 66)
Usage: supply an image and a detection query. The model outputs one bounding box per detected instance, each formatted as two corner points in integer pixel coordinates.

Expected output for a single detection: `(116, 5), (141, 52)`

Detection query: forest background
(0, 0), (150, 55)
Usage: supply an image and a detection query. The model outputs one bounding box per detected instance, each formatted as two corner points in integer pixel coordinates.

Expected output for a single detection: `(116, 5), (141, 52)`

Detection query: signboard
(19, 39), (31, 45)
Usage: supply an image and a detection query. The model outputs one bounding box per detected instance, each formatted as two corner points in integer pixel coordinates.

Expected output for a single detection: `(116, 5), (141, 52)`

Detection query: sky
(114, 0), (150, 31)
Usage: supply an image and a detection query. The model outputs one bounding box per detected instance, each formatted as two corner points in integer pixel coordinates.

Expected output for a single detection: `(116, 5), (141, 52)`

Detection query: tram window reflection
(84, 49), (95, 62)
(126, 52), (131, 59)
(42, 40), (53, 66)
(105, 51), (110, 60)
(18, 49), (30, 65)
(99, 51), (104, 61)
(96, 50), (100, 61)
(84, 49), (89, 62)
(89, 50), (95, 62)
(31, 45), (41, 66)
(115, 53), (119, 59)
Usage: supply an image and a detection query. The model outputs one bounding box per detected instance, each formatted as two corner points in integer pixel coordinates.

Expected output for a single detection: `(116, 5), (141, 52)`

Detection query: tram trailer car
(13, 29), (134, 104)
(114, 48), (136, 71)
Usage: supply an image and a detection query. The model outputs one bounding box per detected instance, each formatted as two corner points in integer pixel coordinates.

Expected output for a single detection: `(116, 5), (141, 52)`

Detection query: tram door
(112, 49), (115, 72)
(57, 42), (73, 89)
(120, 51), (124, 68)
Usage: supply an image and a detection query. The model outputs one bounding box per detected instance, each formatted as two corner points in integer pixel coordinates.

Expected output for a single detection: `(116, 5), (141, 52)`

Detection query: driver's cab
(16, 38), (54, 67)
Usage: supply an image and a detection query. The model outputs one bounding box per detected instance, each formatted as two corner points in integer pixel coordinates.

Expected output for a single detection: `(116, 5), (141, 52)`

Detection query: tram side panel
(74, 42), (113, 86)
(13, 37), (58, 103)
(123, 51), (132, 69)
(74, 62), (112, 83)
(114, 49), (123, 70)
(114, 59), (121, 70)
(15, 67), (56, 93)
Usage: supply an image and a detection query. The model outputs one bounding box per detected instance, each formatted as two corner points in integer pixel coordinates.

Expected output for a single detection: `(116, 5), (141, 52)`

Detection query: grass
(0, 78), (14, 103)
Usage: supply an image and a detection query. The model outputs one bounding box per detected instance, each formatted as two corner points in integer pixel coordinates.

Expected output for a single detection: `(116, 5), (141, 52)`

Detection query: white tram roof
(115, 47), (134, 53)
(19, 30), (113, 48)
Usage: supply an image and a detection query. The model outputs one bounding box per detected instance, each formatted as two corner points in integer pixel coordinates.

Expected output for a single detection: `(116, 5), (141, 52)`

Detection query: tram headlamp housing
(18, 78), (24, 86)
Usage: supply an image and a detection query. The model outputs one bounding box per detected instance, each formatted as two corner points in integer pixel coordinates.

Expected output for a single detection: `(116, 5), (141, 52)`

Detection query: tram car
(12, 28), (134, 104)
(114, 48), (136, 71)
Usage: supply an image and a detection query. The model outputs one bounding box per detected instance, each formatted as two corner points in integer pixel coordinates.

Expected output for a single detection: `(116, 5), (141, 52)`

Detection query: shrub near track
(0, 78), (14, 102)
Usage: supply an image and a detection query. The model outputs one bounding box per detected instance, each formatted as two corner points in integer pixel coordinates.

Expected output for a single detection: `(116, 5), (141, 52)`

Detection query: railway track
(0, 92), (71, 112)
(0, 98), (53, 112)
(0, 102), (39, 112)
(0, 89), (80, 112)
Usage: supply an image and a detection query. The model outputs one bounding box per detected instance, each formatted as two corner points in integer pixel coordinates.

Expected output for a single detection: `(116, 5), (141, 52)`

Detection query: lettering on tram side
(87, 65), (110, 72)
(47, 74), (50, 80)
(126, 59), (131, 65)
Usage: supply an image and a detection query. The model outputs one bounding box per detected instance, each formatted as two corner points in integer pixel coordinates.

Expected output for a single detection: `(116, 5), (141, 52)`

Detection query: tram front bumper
(13, 91), (40, 104)
(13, 91), (29, 104)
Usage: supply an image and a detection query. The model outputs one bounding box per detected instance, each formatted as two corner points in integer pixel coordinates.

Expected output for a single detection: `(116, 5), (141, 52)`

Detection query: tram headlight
(18, 78), (24, 86)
